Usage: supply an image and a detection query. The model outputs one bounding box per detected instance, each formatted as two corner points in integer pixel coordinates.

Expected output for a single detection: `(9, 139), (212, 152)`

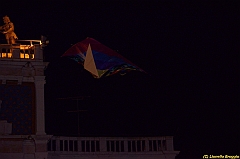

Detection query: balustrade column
(145, 139), (149, 151)
(56, 137), (60, 151)
(78, 138), (82, 152)
(12, 43), (20, 58)
(124, 140), (128, 152)
(166, 136), (174, 151)
(99, 137), (106, 152)
(34, 45), (43, 60)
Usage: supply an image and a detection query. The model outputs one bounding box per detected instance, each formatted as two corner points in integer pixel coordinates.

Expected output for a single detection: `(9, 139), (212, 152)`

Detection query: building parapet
(0, 39), (47, 61)
(48, 136), (176, 153)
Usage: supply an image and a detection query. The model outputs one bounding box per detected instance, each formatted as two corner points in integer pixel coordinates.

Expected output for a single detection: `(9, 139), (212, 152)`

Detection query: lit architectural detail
(0, 37), (51, 159)
(0, 40), (48, 59)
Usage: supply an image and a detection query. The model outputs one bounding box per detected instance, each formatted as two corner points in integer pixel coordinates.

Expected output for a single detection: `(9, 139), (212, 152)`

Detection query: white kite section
(84, 44), (100, 78)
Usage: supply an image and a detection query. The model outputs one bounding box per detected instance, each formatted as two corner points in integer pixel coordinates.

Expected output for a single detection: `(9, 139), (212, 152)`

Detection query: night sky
(1, 1), (239, 158)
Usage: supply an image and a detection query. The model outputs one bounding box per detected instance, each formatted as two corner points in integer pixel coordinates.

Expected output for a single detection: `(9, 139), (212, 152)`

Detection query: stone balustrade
(0, 41), (43, 60)
(47, 136), (179, 159)
(48, 136), (175, 152)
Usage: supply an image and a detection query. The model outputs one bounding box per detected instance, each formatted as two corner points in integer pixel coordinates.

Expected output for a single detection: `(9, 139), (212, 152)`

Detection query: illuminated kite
(61, 37), (145, 78)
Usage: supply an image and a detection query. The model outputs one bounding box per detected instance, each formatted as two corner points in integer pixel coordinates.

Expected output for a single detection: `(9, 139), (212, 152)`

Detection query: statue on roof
(0, 15), (18, 44)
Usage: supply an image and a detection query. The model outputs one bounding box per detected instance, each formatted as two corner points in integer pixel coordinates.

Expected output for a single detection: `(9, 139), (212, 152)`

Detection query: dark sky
(1, 1), (239, 157)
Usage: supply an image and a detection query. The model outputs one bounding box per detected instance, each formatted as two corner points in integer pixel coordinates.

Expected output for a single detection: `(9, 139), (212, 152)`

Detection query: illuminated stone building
(0, 39), (51, 159)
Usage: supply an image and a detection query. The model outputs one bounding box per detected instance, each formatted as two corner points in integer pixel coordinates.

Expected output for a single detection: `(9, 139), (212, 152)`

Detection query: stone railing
(0, 41), (43, 60)
(47, 136), (175, 153)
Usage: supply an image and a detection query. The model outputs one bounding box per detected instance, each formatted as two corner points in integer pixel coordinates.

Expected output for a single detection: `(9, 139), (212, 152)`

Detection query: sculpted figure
(0, 15), (18, 44)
